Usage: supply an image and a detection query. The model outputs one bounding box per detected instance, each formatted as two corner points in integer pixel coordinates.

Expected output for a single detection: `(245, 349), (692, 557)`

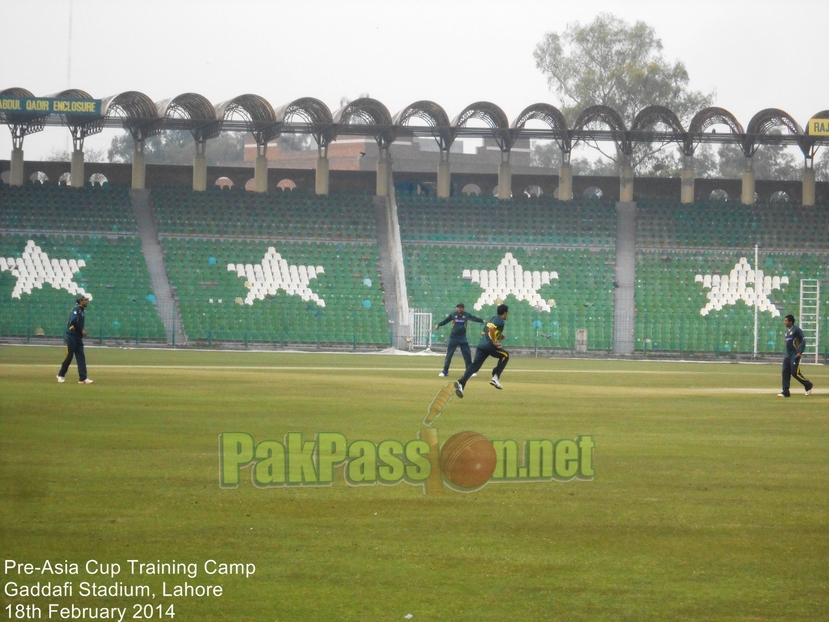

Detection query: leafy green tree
(687, 144), (719, 179)
(717, 141), (801, 181)
(107, 131), (245, 165)
(815, 148), (829, 182)
(531, 142), (626, 176)
(45, 147), (106, 162)
(571, 156), (617, 177)
(533, 13), (713, 175)
(530, 141), (562, 169)
(206, 132), (246, 164)
(276, 134), (312, 151)
(534, 13), (712, 124)
(530, 142), (619, 176)
(107, 133), (132, 164)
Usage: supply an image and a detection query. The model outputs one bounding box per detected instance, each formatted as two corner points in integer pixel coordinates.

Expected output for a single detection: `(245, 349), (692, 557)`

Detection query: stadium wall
(3, 160), (827, 203)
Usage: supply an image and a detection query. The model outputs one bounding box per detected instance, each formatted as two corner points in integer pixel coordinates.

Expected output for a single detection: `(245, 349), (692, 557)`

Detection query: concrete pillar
(802, 167), (816, 207)
(741, 163), (755, 205)
(680, 155), (694, 204)
(193, 153), (207, 192)
(437, 159), (451, 199)
(10, 147), (25, 186)
(131, 149), (146, 190)
(254, 154), (268, 193)
(619, 154), (634, 203)
(315, 156), (329, 195)
(376, 150), (391, 197)
(70, 150), (85, 188)
(497, 162), (512, 199)
(558, 162), (573, 201)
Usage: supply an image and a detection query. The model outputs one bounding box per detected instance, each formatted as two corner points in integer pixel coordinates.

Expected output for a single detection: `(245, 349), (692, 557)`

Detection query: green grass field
(1, 345), (827, 621)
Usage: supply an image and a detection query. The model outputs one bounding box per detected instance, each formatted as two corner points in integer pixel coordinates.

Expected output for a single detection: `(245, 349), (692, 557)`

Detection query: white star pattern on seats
(0, 240), (92, 300)
(228, 247), (326, 307)
(463, 252), (558, 312)
(695, 257), (786, 317)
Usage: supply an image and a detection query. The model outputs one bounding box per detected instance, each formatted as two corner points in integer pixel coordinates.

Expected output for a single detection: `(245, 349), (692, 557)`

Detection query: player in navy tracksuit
(778, 314), (813, 397)
(454, 304), (509, 397)
(434, 303), (484, 377)
(58, 294), (93, 384)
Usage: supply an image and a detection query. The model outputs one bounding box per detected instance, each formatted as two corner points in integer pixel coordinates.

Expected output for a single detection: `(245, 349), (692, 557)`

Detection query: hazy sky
(1, 0), (827, 160)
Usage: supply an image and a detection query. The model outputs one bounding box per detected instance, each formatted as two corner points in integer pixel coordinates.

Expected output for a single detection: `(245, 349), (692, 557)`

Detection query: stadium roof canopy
(1, 88), (828, 154)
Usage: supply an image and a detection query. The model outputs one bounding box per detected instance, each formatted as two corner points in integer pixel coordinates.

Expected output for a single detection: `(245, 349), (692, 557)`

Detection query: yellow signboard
(808, 117), (829, 136)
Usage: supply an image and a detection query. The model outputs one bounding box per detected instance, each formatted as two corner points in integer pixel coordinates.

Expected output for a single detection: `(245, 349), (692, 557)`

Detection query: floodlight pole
(753, 244), (759, 359)
(65, 0), (73, 155)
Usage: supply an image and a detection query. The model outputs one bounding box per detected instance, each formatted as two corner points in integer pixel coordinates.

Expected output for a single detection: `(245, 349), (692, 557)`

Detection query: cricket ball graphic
(439, 431), (497, 490)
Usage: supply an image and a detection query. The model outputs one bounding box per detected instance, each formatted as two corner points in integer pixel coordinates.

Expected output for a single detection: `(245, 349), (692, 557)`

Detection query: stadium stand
(635, 200), (829, 354)
(0, 183), (137, 235)
(151, 186), (377, 241)
(150, 188), (389, 345)
(0, 232), (165, 341)
(162, 238), (389, 345)
(404, 243), (615, 351)
(396, 193), (617, 246)
(636, 199), (829, 250)
(0, 178), (826, 356)
(396, 193), (618, 351)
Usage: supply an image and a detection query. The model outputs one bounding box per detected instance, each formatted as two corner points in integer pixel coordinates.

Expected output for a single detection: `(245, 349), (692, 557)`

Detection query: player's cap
(76, 294), (90, 303)
(456, 302), (465, 309)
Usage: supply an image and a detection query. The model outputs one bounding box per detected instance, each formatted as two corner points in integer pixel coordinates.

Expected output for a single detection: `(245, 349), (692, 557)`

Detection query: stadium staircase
(131, 189), (187, 345)
(613, 202), (636, 354)
(373, 189), (411, 349)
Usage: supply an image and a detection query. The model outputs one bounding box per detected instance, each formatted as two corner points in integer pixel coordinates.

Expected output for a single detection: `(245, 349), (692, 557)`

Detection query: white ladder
(800, 279), (820, 364)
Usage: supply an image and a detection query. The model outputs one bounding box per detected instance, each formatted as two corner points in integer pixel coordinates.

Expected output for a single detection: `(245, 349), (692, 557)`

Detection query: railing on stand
(408, 309), (433, 351)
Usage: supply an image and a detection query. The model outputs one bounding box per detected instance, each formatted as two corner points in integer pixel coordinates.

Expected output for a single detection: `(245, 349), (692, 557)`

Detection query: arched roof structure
(2, 87), (827, 158)
(512, 103), (571, 154)
(572, 105), (631, 154)
(631, 105), (685, 134)
(0, 87), (46, 147)
(156, 93), (220, 143)
(49, 88), (103, 147)
(274, 97), (335, 148)
(688, 106), (744, 135)
(100, 91), (160, 141)
(393, 100), (453, 151)
(452, 101), (511, 151)
(631, 105), (687, 153)
(686, 107), (744, 154)
(215, 94), (278, 146)
(333, 98), (394, 147)
(746, 108), (802, 136)
(744, 108), (803, 157)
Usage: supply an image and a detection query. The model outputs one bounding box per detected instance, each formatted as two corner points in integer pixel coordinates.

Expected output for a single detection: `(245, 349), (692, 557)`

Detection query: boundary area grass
(1, 345), (827, 621)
